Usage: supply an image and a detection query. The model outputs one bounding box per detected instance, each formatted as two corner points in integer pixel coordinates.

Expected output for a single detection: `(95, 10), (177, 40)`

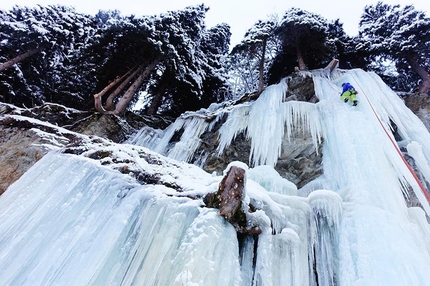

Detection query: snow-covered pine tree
(359, 2), (430, 93)
(153, 5), (231, 116)
(0, 5), (98, 107)
(229, 20), (278, 96)
(200, 23), (232, 104)
(275, 8), (329, 72)
(146, 4), (215, 116)
(95, 4), (231, 117)
(325, 19), (370, 69)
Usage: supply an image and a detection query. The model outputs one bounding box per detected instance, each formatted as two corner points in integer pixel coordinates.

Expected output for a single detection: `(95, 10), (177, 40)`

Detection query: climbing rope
(352, 75), (430, 206)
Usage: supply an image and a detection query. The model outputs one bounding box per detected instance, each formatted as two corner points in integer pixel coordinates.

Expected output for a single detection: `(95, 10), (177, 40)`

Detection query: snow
(248, 165), (297, 196)
(1, 68), (430, 285)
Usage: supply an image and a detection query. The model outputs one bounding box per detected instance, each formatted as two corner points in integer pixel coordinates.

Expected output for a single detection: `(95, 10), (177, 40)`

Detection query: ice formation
(1, 68), (430, 285)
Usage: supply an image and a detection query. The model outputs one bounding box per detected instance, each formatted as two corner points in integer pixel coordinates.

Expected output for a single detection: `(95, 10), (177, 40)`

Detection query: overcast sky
(1, 0), (428, 46)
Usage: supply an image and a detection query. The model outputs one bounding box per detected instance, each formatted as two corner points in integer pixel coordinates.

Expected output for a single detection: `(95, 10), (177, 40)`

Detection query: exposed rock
(204, 165), (261, 235)
(198, 127), (322, 188)
(199, 131), (252, 175)
(284, 73), (318, 103)
(0, 115), (80, 195)
(0, 127), (45, 195)
(0, 102), (173, 144)
(275, 129), (323, 188)
(232, 73), (317, 106)
(69, 114), (134, 143)
(0, 100), (176, 194)
(0, 102), (92, 127)
(402, 93), (430, 132)
(2, 75), (429, 201)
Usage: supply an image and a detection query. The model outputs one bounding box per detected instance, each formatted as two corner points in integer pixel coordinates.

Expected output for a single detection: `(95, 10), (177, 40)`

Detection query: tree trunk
(94, 73), (128, 112)
(105, 65), (144, 111)
(296, 45), (306, 71)
(93, 66), (137, 106)
(146, 81), (168, 116)
(94, 92), (107, 113)
(406, 54), (430, 94)
(258, 38), (267, 94)
(0, 46), (45, 72)
(111, 59), (160, 116)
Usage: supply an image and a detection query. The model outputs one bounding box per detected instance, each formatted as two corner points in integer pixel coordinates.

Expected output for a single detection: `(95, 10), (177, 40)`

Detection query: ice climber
(340, 82), (358, 106)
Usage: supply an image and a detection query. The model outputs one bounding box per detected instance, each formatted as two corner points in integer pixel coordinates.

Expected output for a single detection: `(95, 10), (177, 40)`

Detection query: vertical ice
(1, 68), (430, 286)
(313, 68), (430, 285)
(0, 153), (242, 285)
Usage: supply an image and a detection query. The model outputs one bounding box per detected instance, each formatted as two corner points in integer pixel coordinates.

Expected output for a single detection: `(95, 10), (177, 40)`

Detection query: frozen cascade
(127, 101), (240, 164)
(308, 190), (342, 286)
(130, 78), (323, 168)
(1, 68), (430, 285)
(248, 165), (298, 196)
(127, 116), (218, 162)
(0, 153), (241, 285)
(217, 79), (323, 167)
(312, 68), (430, 285)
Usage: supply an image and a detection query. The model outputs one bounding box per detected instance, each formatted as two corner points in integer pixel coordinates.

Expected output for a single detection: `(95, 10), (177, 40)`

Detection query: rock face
(403, 93), (430, 132)
(0, 120), (45, 194)
(0, 115), (79, 195)
(275, 129), (323, 187)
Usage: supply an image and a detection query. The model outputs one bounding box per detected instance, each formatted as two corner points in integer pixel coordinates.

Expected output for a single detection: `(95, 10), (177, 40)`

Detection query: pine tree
(276, 8), (329, 71)
(359, 2), (430, 93)
(325, 20), (370, 69)
(200, 23), (231, 104)
(0, 5), (99, 107)
(92, 5), (231, 117)
(230, 20), (277, 95)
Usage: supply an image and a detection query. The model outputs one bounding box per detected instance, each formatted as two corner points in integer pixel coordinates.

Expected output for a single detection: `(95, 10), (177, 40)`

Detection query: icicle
(126, 126), (165, 149)
(239, 235), (256, 285)
(129, 114), (223, 163)
(246, 79), (289, 166)
(407, 141), (430, 187)
(167, 117), (211, 162)
(129, 118), (187, 155)
(217, 79), (323, 167)
(407, 207), (430, 256)
(217, 104), (251, 155)
(282, 102), (323, 153)
(307, 190), (342, 286)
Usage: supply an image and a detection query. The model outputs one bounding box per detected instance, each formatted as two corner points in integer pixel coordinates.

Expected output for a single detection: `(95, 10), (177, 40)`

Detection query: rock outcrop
(0, 102), (171, 195)
(403, 93), (430, 132)
(204, 165), (261, 235)
(0, 114), (81, 194)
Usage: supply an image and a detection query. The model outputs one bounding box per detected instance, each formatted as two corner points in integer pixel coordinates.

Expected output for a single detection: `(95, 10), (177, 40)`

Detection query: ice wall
(1, 68), (430, 286)
(0, 153), (241, 286)
(312, 68), (430, 285)
(0, 150), (342, 286)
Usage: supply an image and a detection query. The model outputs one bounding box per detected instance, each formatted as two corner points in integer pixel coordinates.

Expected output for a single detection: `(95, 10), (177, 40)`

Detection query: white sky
(1, 0), (429, 46)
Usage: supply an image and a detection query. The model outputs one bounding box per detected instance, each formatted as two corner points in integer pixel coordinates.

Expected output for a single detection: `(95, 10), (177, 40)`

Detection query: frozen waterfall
(1, 68), (430, 285)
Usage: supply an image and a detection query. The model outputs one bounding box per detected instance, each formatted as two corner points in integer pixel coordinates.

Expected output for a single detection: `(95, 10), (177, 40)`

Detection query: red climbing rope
(352, 76), (430, 205)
